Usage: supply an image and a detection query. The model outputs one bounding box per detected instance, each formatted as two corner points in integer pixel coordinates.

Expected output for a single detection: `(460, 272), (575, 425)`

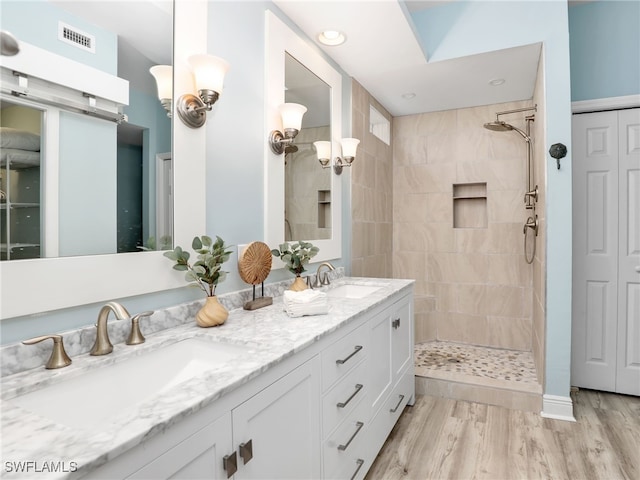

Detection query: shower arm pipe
(493, 105), (537, 122)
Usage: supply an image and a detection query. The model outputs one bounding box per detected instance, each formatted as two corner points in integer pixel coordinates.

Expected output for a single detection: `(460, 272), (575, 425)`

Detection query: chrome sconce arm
(176, 89), (220, 129)
(269, 127), (300, 155)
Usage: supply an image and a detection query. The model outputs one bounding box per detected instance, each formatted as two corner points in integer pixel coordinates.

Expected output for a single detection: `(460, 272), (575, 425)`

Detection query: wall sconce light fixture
(269, 103), (307, 154)
(149, 65), (173, 117)
(176, 54), (229, 129)
(313, 138), (360, 175)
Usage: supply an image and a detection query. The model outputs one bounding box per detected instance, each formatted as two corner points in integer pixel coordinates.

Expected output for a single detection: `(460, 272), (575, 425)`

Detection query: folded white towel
(283, 289), (329, 317)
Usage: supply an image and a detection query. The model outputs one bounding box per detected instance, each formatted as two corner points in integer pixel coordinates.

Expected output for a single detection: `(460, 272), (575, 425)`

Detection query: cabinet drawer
(321, 322), (368, 391)
(366, 369), (413, 459)
(322, 359), (368, 437)
(322, 399), (369, 480)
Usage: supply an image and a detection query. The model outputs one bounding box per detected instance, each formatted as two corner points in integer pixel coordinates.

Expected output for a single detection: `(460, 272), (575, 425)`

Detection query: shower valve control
(524, 186), (539, 208)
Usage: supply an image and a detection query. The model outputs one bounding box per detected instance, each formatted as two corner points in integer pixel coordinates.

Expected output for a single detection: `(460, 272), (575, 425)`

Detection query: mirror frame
(0, 1), (207, 319)
(264, 11), (342, 264)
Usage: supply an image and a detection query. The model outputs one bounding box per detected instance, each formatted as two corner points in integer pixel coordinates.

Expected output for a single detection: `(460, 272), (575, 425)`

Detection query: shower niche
(453, 182), (487, 228)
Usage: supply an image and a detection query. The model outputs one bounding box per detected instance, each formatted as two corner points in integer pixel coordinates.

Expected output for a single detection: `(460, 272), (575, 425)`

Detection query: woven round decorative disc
(238, 241), (272, 285)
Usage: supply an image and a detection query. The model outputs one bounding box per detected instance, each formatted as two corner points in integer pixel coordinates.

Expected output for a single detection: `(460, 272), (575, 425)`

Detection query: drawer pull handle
(239, 439), (253, 465)
(337, 384), (363, 408)
(390, 394), (405, 413)
(336, 345), (363, 365)
(338, 421), (364, 451)
(392, 318), (401, 329)
(223, 452), (237, 478)
(350, 458), (365, 480)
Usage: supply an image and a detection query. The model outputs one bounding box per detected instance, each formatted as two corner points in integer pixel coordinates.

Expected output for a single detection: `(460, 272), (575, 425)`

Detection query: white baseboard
(540, 394), (576, 422)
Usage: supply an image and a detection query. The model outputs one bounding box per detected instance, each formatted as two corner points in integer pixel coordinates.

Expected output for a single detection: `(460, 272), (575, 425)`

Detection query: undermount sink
(326, 284), (383, 299)
(11, 338), (247, 428)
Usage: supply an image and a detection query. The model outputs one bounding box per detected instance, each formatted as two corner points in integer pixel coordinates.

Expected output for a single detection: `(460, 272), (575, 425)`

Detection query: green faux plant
(164, 235), (233, 296)
(271, 241), (319, 276)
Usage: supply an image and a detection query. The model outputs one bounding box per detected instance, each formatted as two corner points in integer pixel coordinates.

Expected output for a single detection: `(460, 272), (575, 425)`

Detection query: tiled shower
(351, 55), (547, 405)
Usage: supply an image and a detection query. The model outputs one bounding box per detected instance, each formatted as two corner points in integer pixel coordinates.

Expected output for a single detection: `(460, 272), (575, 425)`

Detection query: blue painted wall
(1, 1), (117, 74)
(569, 0), (640, 101)
(203, 1), (352, 293)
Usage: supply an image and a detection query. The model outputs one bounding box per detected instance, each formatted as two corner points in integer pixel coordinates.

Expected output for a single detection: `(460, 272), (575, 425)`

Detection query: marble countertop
(0, 277), (413, 479)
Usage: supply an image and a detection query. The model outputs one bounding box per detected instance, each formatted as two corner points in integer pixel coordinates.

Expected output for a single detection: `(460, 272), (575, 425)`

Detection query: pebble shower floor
(414, 341), (539, 392)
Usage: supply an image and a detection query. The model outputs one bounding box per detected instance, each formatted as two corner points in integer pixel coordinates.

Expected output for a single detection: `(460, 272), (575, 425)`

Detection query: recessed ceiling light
(318, 30), (346, 46)
(489, 78), (506, 86)
(402, 93), (416, 99)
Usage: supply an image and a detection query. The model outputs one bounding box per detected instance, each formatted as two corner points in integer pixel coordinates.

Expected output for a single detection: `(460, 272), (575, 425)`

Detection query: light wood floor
(366, 389), (640, 480)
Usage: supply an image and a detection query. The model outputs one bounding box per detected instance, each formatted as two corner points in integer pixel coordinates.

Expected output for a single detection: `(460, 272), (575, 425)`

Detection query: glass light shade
(149, 65), (173, 100)
(278, 103), (307, 131)
(341, 138), (360, 158)
(187, 54), (230, 94)
(313, 141), (331, 160)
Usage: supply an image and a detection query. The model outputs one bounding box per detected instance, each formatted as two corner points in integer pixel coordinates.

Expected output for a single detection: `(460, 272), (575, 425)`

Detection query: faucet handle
(22, 334), (72, 369)
(321, 272), (331, 286)
(126, 311), (153, 346)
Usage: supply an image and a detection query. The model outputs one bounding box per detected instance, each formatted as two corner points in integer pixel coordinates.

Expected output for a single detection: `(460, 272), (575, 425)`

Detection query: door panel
(573, 108), (640, 395)
(572, 110), (619, 391)
(616, 108), (640, 395)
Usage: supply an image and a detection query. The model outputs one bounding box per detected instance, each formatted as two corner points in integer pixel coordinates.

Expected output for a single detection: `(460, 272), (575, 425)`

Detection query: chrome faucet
(314, 262), (335, 288)
(90, 302), (131, 356)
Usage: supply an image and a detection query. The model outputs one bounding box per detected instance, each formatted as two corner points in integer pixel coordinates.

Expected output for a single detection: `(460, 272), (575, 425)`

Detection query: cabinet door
(232, 358), (321, 480)
(127, 413), (232, 480)
(391, 300), (413, 381)
(368, 309), (392, 416)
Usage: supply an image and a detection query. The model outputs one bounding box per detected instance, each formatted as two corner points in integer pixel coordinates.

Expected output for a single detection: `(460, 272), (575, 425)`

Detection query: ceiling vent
(58, 21), (95, 54)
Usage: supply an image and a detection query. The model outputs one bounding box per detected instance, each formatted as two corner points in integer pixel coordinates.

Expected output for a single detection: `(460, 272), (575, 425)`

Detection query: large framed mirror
(283, 52), (331, 241)
(0, 0), (207, 319)
(265, 11), (342, 263)
(1, 0), (172, 259)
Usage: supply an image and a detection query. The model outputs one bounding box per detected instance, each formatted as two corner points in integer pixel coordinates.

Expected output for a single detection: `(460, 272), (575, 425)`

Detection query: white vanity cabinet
(231, 357), (321, 479)
(363, 295), (415, 469)
(87, 358), (321, 480)
(83, 286), (414, 480)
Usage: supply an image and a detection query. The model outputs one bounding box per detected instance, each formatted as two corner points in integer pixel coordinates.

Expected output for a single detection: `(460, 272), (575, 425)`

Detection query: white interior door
(572, 108), (640, 396)
(616, 108), (640, 395)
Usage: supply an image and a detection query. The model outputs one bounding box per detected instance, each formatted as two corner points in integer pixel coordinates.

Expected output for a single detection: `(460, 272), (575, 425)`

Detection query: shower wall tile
(454, 228), (491, 254)
(488, 189), (527, 223)
(431, 252), (489, 284)
(393, 99), (542, 357)
(486, 316), (532, 351)
(394, 135), (429, 165)
(351, 81), (393, 282)
(395, 222), (454, 253)
(457, 159), (526, 191)
(352, 149), (376, 186)
(487, 223), (523, 254)
(433, 283), (456, 313)
(392, 251), (427, 287)
(456, 284), (524, 318)
(487, 254), (533, 287)
(394, 163), (456, 193)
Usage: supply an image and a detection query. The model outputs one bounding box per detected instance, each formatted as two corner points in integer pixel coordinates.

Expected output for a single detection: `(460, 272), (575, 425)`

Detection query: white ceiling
(274, 0), (541, 117)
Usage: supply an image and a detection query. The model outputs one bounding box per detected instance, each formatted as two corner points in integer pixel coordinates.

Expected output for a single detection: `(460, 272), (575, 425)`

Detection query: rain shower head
(484, 120), (530, 142)
(483, 121), (514, 132)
